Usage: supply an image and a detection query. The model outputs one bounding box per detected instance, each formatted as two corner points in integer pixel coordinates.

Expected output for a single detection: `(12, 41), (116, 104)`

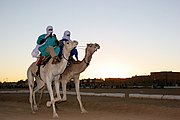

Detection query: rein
(83, 52), (93, 66)
(83, 59), (89, 66)
(62, 54), (69, 61)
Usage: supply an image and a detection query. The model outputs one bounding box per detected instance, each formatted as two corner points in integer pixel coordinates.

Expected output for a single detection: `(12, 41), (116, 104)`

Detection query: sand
(0, 90), (180, 120)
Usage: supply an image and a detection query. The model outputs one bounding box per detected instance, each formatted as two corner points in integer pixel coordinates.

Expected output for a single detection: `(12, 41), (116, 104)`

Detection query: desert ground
(0, 89), (180, 120)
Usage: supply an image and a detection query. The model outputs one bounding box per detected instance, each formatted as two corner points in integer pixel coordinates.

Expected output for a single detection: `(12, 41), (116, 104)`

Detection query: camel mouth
(73, 40), (78, 46)
(95, 43), (100, 50)
(95, 46), (100, 52)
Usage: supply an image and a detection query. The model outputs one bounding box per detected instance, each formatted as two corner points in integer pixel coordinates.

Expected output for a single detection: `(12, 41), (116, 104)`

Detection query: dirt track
(0, 91), (180, 120)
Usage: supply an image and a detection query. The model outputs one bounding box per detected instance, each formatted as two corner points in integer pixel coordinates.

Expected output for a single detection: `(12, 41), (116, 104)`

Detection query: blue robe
(59, 39), (78, 60)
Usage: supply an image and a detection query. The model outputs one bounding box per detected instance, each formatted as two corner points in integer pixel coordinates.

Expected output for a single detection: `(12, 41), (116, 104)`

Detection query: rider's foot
(52, 56), (60, 64)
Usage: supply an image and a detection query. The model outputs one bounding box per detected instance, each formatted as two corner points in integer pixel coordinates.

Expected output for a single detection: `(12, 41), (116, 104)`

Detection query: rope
(62, 54), (69, 61)
(77, 45), (86, 48)
(77, 48), (85, 50)
(77, 46), (86, 50)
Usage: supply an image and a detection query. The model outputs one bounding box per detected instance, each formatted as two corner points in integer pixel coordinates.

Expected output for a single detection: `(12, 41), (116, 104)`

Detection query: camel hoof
(61, 98), (67, 102)
(34, 105), (38, 111)
(46, 101), (51, 107)
(81, 109), (88, 114)
(31, 110), (36, 114)
(53, 113), (59, 118)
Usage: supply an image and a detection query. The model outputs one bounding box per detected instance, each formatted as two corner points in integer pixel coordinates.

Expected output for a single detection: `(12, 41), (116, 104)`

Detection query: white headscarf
(46, 26), (53, 34)
(62, 30), (71, 40)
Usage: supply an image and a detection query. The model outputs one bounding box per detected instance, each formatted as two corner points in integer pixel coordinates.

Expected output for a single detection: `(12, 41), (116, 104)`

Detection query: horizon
(1, 70), (179, 83)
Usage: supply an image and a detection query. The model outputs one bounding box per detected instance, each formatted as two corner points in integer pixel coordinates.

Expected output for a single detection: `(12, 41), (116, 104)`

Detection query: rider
(59, 30), (79, 61)
(36, 26), (60, 76)
(37, 25), (60, 64)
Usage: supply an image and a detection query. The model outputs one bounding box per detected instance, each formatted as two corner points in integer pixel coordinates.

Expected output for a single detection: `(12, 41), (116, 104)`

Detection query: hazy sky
(0, 0), (180, 82)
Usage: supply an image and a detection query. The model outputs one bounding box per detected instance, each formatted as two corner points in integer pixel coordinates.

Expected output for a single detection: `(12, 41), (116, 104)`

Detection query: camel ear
(63, 41), (66, 44)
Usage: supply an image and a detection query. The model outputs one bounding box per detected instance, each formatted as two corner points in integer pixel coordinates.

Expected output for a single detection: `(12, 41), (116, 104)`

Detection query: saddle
(35, 55), (51, 76)
(36, 55), (62, 76)
(37, 55), (51, 66)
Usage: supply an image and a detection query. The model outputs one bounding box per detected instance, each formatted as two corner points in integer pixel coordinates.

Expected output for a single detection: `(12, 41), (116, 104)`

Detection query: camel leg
(46, 79), (58, 118)
(33, 77), (45, 110)
(74, 75), (88, 113)
(54, 76), (62, 102)
(39, 83), (55, 106)
(38, 85), (46, 105)
(61, 79), (68, 101)
(38, 85), (47, 105)
(47, 76), (62, 106)
(27, 70), (35, 114)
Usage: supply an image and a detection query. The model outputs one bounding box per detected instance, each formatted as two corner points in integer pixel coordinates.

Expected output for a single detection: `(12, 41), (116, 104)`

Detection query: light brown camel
(27, 40), (78, 118)
(60, 43), (100, 113)
(38, 43), (100, 113)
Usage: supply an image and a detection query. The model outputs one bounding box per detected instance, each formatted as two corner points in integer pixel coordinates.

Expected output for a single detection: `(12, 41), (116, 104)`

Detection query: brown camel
(60, 43), (100, 113)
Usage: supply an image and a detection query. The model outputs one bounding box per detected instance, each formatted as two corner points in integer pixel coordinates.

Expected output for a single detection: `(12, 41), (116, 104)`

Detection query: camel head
(63, 40), (78, 53)
(86, 43), (100, 55)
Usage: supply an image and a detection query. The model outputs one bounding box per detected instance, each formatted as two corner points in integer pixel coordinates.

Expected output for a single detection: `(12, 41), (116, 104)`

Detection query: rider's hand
(45, 33), (51, 39)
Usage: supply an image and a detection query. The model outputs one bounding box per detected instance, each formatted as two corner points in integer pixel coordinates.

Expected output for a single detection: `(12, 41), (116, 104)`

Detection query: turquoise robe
(37, 34), (60, 57)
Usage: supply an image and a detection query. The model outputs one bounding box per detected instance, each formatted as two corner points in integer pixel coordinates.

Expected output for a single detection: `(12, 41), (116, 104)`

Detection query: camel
(60, 43), (100, 113)
(38, 43), (100, 113)
(27, 40), (78, 118)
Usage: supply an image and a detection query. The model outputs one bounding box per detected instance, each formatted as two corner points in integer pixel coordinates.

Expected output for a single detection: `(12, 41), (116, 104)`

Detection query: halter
(62, 54), (69, 61)
(83, 59), (89, 66)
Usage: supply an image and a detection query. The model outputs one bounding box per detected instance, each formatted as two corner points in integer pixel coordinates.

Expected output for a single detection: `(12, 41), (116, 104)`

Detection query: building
(151, 71), (180, 87)
(80, 78), (104, 88)
(104, 78), (127, 88)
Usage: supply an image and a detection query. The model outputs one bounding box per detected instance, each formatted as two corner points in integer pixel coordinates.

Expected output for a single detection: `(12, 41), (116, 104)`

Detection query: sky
(0, 0), (180, 82)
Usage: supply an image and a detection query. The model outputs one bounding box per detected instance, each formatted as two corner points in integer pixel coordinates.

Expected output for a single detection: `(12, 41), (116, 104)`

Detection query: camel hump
(66, 57), (80, 67)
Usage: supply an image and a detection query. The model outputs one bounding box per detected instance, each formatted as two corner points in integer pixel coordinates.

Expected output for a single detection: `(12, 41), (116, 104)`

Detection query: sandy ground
(0, 90), (180, 120)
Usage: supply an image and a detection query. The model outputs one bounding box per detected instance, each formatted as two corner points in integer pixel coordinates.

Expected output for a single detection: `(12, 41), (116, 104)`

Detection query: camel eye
(66, 42), (69, 44)
(89, 45), (92, 47)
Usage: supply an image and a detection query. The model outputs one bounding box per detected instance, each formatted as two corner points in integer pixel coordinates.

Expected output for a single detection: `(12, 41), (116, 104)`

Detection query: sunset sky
(0, 0), (180, 82)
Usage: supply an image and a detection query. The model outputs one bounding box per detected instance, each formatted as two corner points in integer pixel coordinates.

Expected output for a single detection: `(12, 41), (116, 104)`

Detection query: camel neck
(62, 48), (70, 61)
(84, 52), (92, 65)
(52, 50), (70, 76)
(76, 52), (93, 72)
(83, 59), (89, 66)
(62, 54), (69, 61)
